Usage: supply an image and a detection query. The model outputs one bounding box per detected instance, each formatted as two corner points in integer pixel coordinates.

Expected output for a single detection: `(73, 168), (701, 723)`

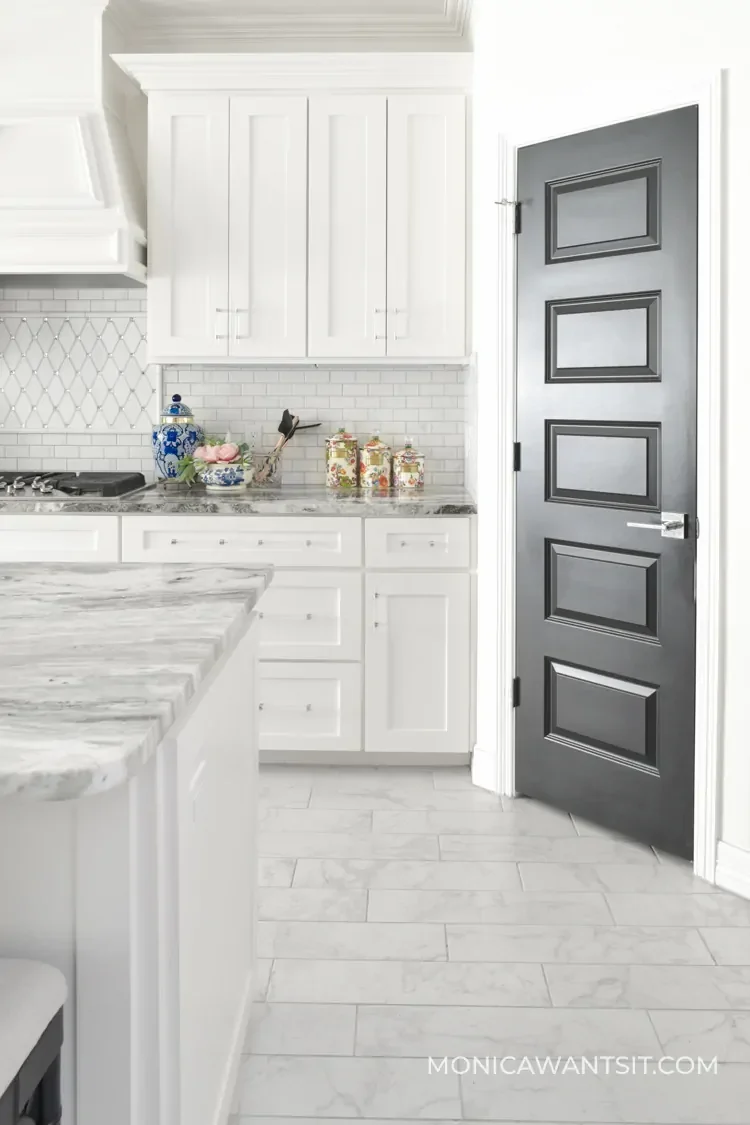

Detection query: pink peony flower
(216, 442), (240, 462)
(192, 445), (208, 460)
(201, 446), (219, 463)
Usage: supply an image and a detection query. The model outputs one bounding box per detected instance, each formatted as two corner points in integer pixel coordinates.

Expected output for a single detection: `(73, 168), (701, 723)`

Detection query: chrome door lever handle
(626, 512), (687, 539)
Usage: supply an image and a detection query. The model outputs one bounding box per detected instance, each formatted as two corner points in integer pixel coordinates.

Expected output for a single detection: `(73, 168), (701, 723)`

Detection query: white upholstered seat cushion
(0, 960), (67, 1098)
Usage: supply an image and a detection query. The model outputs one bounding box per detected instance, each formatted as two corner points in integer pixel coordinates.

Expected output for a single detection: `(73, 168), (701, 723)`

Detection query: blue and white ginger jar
(152, 394), (203, 479)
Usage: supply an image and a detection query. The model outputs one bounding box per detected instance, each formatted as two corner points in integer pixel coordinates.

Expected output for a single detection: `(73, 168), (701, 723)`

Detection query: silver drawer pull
(258, 611), (314, 621)
(170, 538), (177, 545)
(429, 540), (436, 547)
(218, 538), (226, 545)
(306, 540), (312, 547)
(257, 539), (264, 546)
(400, 540), (407, 547)
(258, 702), (312, 712)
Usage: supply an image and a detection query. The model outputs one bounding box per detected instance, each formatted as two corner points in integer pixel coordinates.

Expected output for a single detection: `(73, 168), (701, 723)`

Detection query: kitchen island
(0, 564), (271, 1125)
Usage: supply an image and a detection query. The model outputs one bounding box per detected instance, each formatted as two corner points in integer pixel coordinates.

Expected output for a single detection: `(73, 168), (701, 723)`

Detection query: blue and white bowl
(197, 463), (254, 492)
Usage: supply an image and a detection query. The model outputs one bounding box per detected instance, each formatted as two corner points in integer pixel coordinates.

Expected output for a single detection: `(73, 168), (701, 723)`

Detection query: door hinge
(513, 441), (521, 471)
(512, 677), (521, 708)
(514, 202), (522, 234)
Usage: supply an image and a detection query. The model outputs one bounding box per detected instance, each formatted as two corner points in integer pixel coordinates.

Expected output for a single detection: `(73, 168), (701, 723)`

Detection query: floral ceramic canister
(326, 427), (358, 488)
(393, 437), (425, 490)
(359, 431), (392, 489)
(152, 394), (203, 480)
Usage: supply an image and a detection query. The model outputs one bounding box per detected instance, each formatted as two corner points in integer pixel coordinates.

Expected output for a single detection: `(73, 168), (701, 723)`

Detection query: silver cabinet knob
(257, 539), (264, 546)
(305, 539), (312, 547)
(218, 538), (226, 545)
(170, 538), (177, 545)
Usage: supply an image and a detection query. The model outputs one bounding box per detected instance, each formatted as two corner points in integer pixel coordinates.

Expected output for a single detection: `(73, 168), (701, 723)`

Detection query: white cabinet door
(365, 571), (470, 754)
(229, 96), (308, 358)
(308, 96), (387, 358)
(148, 94), (230, 360)
(386, 95), (466, 358)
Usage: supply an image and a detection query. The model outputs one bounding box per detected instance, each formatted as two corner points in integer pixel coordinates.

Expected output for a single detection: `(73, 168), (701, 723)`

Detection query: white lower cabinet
(364, 571), (470, 754)
(0, 515), (119, 562)
(255, 571), (361, 661)
(258, 662), (362, 753)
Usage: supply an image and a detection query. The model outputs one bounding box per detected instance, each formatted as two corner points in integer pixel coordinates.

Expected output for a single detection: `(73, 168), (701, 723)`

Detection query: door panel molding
(473, 70), (723, 882)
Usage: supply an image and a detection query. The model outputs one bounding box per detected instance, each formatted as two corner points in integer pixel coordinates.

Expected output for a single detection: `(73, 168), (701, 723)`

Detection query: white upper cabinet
(308, 96), (387, 358)
(387, 95), (466, 359)
(148, 94), (230, 360)
(229, 97), (308, 358)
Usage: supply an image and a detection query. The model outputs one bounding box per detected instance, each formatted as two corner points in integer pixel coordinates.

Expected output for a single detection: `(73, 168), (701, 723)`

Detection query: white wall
(472, 0), (750, 859)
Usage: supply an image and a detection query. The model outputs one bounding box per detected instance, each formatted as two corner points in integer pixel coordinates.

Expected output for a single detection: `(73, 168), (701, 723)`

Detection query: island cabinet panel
(364, 571), (470, 754)
(120, 516), (362, 567)
(255, 570), (362, 661)
(148, 94), (230, 360)
(308, 95), (387, 357)
(0, 514), (119, 562)
(258, 662), (362, 752)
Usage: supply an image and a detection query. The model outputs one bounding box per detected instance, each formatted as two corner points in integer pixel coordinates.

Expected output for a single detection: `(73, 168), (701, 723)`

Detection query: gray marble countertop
(0, 484), (476, 518)
(0, 564), (271, 801)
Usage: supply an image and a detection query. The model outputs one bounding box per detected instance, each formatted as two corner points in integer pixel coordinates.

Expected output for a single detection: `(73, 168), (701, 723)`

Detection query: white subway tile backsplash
(0, 288), (468, 484)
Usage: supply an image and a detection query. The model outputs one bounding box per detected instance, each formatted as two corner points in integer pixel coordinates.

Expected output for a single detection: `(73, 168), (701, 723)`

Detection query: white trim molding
(474, 68), (724, 881)
(715, 841), (750, 900)
(113, 52), (472, 94)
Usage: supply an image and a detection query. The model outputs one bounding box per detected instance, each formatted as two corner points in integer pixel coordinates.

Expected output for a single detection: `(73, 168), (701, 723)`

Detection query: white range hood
(0, 0), (146, 286)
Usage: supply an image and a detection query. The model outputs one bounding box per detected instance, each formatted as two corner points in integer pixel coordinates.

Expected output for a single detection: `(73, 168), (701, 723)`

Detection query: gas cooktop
(0, 471), (148, 498)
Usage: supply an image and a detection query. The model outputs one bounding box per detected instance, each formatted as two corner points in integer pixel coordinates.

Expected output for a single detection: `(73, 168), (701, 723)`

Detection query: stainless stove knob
(12, 477), (26, 490)
(30, 476), (44, 490)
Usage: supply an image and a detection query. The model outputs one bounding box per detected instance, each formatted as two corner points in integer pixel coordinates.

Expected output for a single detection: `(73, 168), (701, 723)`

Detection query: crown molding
(114, 51), (472, 93)
(128, 0), (472, 49)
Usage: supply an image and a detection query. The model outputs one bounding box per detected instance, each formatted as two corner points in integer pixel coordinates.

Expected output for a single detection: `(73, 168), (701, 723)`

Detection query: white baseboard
(715, 840), (750, 900)
(471, 743), (501, 794)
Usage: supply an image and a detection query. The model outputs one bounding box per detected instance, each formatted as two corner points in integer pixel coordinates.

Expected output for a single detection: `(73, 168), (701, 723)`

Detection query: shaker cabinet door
(148, 94), (230, 360)
(386, 95), (466, 358)
(308, 96), (387, 358)
(365, 571), (470, 754)
(229, 96), (308, 358)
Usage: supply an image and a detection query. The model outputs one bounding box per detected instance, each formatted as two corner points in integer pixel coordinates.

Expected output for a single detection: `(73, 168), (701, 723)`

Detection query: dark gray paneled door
(515, 107), (698, 858)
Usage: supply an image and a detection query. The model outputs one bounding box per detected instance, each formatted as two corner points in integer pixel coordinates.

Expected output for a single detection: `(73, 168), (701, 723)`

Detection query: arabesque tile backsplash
(0, 288), (467, 485)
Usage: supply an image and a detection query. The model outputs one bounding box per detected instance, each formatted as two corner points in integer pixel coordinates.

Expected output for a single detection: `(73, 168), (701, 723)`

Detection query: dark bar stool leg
(37, 1054), (61, 1125)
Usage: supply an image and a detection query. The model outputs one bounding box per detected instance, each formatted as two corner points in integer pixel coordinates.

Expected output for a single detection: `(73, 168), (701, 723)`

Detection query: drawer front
(0, 515), (120, 562)
(258, 662), (362, 752)
(255, 572), (362, 661)
(121, 516), (362, 567)
(365, 517), (470, 569)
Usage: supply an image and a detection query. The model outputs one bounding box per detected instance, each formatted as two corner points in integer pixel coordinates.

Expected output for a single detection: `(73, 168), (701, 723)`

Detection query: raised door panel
(308, 96), (387, 357)
(365, 572), (470, 754)
(148, 94), (230, 360)
(229, 96), (307, 358)
(0, 515), (120, 561)
(386, 95), (466, 358)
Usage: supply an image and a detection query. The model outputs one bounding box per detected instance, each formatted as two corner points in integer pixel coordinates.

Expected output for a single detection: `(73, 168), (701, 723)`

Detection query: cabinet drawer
(121, 516), (362, 567)
(258, 662), (362, 752)
(0, 515), (120, 562)
(365, 518), (470, 569)
(255, 572), (361, 661)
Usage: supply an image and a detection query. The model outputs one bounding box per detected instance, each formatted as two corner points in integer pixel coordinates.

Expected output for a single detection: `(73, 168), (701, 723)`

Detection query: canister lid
(161, 393), (194, 422)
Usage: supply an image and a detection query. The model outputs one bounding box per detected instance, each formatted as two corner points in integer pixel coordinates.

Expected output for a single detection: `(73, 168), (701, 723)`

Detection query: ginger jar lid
(160, 393), (194, 423)
(397, 437), (423, 461)
(328, 426), (356, 446)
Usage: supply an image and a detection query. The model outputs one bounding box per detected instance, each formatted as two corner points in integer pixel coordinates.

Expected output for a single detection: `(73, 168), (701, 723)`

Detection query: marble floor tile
(246, 1003), (356, 1055)
(308, 788), (504, 811)
(569, 814), (645, 840)
(292, 858), (522, 891)
(354, 1004), (661, 1058)
(267, 958), (550, 1006)
(446, 924), (713, 964)
(308, 768), (436, 791)
(258, 857), (296, 888)
(700, 927), (750, 964)
(259, 808), (373, 834)
(432, 767), (473, 789)
(238, 1055), (462, 1119)
(374, 808), (576, 837)
(544, 964), (750, 1009)
(649, 1009), (750, 1062)
(519, 860), (715, 894)
(258, 888), (367, 922)
(439, 833), (658, 863)
(460, 1062), (750, 1123)
(367, 889), (613, 925)
(258, 921), (447, 961)
(253, 959), (273, 1002)
(259, 831), (440, 860)
(258, 780), (311, 808)
(607, 891), (750, 926)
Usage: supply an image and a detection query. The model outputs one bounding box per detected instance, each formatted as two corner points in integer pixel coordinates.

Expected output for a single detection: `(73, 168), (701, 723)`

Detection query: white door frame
(472, 69), (724, 882)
